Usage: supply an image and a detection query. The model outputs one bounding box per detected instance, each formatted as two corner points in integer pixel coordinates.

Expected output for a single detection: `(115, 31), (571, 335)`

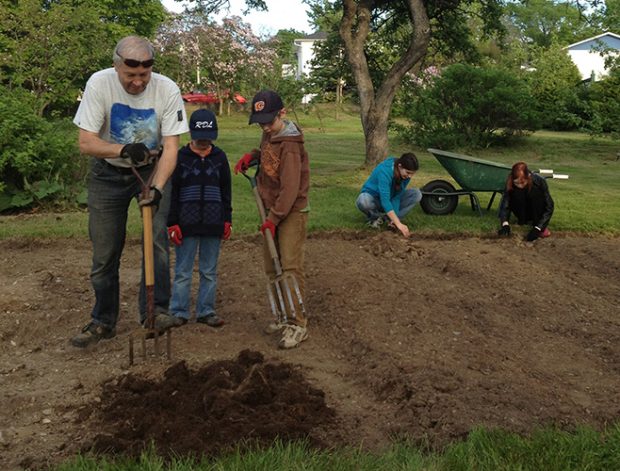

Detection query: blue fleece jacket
(359, 157), (410, 214)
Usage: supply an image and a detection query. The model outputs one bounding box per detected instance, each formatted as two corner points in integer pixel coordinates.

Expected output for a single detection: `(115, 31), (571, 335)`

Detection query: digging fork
(241, 164), (306, 325)
(128, 150), (172, 365)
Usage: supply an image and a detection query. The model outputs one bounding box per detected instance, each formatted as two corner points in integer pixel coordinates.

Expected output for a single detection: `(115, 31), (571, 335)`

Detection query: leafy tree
(587, 66), (620, 138)
(267, 29), (305, 67)
(527, 44), (585, 130)
(171, 0), (267, 15)
(0, 0), (168, 117)
(504, 0), (593, 49)
(154, 13), (276, 115)
(308, 0), (504, 166)
(93, 0), (167, 38)
(304, 1), (353, 102)
(0, 0), (115, 116)
(397, 63), (539, 148)
(584, 0), (620, 35)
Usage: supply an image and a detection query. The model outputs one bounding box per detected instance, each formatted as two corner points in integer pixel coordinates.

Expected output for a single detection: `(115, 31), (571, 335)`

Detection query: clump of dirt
(88, 350), (335, 459)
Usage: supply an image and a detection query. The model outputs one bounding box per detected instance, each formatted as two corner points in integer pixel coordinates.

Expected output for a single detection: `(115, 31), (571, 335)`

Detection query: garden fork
(128, 149), (172, 365)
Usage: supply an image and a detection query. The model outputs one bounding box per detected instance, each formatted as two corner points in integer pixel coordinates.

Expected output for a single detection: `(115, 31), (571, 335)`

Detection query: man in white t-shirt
(71, 36), (189, 348)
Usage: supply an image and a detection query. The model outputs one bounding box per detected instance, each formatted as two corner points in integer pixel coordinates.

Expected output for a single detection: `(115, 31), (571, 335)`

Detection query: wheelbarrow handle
(240, 163), (283, 276)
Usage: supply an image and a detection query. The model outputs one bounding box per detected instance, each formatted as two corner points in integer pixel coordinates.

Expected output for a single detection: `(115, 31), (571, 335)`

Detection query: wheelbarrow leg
(486, 191), (500, 211)
(468, 193), (483, 216)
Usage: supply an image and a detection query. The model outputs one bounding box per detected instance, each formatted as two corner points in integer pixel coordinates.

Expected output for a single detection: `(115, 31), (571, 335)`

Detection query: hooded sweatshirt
(167, 144), (232, 237)
(257, 120), (310, 225)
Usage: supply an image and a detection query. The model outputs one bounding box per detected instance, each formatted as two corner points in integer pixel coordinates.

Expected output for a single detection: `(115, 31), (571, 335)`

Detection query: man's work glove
(497, 225), (511, 236)
(222, 222), (232, 241)
(168, 225), (182, 246)
(138, 186), (162, 208)
(525, 227), (541, 242)
(260, 220), (276, 239)
(233, 150), (260, 174)
(121, 143), (150, 166)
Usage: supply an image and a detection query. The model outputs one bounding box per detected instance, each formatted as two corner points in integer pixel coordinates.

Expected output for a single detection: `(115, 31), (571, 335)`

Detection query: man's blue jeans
(169, 236), (221, 320)
(87, 158), (171, 329)
(356, 188), (422, 221)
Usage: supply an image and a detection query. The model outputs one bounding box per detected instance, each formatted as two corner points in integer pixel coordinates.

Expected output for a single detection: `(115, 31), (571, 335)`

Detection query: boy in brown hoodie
(234, 90), (310, 349)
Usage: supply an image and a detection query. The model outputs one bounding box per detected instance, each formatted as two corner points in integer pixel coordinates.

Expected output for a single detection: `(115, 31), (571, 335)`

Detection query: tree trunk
(363, 106), (390, 166)
(339, 0), (430, 167)
(218, 94), (224, 116)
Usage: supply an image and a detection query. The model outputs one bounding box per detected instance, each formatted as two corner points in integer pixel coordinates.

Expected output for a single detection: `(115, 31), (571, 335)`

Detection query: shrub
(586, 67), (620, 138)
(395, 63), (540, 149)
(527, 45), (586, 131)
(0, 86), (81, 212)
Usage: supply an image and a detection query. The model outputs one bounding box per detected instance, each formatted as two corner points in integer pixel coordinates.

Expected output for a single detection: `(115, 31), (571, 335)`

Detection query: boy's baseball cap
(189, 109), (218, 140)
(248, 90), (284, 124)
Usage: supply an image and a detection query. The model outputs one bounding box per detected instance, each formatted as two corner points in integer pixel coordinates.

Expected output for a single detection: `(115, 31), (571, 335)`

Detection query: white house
(565, 32), (620, 81)
(293, 31), (327, 80)
(292, 32), (327, 103)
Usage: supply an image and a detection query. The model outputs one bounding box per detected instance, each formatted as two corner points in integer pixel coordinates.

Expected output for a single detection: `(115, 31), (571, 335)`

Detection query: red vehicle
(181, 92), (219, 104)
(182, 91), (247, 105)
(233, 93), (247, 104)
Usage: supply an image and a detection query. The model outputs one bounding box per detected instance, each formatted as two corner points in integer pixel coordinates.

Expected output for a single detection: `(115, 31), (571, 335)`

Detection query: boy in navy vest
(167, 109), (232, 326)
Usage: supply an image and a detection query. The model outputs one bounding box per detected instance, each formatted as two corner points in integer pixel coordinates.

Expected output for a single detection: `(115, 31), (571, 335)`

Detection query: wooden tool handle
(253, 187), (282, 275)
(142, 205), (155, 286)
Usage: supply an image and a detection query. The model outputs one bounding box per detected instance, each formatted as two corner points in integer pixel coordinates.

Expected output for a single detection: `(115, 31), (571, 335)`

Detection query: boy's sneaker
(541, 228), (551, 238)
(366, 218), (383, 229)
(264, 321), (285, 335)
(278, 324), (308, 349)
(70, 322), (116, 348)
(196, 314), (224, 327)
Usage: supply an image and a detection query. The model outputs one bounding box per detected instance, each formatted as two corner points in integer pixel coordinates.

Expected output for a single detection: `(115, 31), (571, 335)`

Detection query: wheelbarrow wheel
(420, 179), (459, 215)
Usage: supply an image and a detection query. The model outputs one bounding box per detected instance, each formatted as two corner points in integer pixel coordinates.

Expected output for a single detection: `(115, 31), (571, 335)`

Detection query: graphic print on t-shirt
(110, 103), (158, 149)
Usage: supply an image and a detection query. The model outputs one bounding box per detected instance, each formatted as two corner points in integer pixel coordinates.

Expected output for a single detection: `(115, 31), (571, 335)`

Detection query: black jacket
(167, 144), (232, 237)
(498, 173), (554, 229)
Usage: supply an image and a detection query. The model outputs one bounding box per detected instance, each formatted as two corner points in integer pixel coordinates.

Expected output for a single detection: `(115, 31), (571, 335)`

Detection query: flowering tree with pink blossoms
(155, 13), (276, 115)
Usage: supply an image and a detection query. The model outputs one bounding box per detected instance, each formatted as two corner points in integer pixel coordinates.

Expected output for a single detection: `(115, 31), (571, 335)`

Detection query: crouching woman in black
(497, 161), (554, 242)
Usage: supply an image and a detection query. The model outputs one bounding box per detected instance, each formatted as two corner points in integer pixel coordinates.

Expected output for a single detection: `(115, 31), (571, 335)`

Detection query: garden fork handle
(242, 168), (283, 276)
(131, 149), (161, 330)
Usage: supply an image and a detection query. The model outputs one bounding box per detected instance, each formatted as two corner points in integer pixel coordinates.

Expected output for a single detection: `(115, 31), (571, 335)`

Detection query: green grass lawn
(1, 105), (619, 239)
(56, 425), (620, 470)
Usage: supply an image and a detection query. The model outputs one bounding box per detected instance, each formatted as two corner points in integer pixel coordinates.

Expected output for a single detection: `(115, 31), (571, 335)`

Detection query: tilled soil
(1, 231), (619, 470)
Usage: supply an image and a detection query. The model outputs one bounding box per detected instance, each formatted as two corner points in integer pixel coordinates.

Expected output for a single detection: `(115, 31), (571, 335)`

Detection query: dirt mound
(88, 350), (335, 458)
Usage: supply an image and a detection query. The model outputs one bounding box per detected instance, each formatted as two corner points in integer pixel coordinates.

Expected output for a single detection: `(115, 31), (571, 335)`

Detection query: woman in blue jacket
(356, 153), (422, 238)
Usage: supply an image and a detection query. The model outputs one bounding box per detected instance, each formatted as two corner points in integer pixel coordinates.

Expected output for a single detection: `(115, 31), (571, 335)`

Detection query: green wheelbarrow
(420, 148), (567, 216)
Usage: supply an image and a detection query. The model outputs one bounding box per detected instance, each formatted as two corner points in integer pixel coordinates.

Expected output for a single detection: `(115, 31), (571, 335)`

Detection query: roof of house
(564, 31), (620, 50)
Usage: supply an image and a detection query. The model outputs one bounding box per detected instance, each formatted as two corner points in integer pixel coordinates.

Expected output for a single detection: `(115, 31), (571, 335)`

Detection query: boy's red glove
(260, 220), (276, 239)
(167, 225), (183, 246)
(222, 222), (232, 240)
(234, 150), (259, 174)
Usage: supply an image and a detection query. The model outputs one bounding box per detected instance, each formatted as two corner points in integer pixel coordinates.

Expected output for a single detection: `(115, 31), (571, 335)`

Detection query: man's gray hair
(113, 36), (155, 63)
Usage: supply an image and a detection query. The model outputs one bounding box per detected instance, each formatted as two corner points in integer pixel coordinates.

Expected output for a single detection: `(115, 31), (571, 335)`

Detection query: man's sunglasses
(116, 51), (154, 68)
